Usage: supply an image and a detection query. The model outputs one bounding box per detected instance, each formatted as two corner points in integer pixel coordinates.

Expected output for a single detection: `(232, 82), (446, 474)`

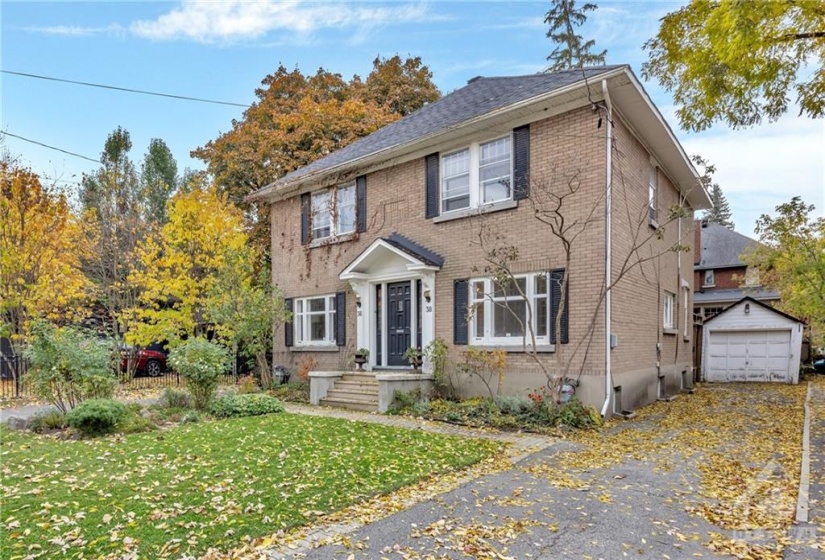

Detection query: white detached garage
(702, 297), (803, 384)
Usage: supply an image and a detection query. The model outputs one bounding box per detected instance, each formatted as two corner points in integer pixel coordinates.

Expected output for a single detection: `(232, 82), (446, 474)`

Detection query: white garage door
(706, 329), (792, 382)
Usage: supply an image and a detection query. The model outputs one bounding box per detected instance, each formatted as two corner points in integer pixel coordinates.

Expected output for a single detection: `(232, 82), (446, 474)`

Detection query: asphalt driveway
(268, 381), (822, 559)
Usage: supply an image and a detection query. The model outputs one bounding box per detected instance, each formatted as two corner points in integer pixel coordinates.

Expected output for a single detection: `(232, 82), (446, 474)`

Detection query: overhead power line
(2, 70), (250, 108)
(0, 131), (102, 164)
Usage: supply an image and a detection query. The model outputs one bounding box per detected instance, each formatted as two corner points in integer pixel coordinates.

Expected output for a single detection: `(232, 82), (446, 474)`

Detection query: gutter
(600, 79), (614, 419)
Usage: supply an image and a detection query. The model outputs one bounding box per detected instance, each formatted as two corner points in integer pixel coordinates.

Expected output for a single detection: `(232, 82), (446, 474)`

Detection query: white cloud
(129, 0), (432, 43)
(20, 24), (125, 37)
(681, 114), (825, 236)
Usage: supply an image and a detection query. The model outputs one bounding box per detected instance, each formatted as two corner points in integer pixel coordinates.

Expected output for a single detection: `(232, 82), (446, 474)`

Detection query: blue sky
(2, 1), (823, 236)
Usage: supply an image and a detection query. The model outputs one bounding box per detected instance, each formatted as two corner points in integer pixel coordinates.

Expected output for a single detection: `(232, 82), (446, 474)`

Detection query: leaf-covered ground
(273, 381), (813, 560)
(0, 413), (500, 559)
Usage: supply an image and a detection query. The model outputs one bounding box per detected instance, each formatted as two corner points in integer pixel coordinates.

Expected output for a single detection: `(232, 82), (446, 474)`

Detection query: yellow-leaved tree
(126, 183), (250, 347)
(0, 161), (89, 347)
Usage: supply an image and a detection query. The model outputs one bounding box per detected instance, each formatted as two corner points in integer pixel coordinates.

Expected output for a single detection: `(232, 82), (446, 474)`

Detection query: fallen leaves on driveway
(525, 381), (808, 559)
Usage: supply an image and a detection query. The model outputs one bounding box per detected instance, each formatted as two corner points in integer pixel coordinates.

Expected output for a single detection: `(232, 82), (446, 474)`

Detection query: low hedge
(208, 393), (285, 419)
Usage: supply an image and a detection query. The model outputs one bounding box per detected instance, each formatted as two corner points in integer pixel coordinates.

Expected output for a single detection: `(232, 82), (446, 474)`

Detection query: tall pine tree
(692, 155), (734, 229)
(545, 0), (607, 71)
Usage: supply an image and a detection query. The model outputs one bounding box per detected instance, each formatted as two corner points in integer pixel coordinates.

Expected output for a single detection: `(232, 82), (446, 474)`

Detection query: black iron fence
(0, 354), (248, 402)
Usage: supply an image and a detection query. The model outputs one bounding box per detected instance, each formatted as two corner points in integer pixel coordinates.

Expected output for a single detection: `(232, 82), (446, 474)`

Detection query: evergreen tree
(545, 0), (607, 71)
(692, 155), (734, 229)
(704, 184), (735, 230)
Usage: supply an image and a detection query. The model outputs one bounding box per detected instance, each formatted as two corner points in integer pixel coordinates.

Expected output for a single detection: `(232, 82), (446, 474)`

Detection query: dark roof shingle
(696, 222), (760, 270)
(261, 65), (626, 192)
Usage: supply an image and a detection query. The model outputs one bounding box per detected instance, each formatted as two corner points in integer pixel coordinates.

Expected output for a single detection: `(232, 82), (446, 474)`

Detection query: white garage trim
(701, 297), (803, 384)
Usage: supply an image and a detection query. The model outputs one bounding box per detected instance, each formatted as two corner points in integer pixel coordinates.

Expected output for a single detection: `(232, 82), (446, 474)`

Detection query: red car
(120, 348), (167, 377)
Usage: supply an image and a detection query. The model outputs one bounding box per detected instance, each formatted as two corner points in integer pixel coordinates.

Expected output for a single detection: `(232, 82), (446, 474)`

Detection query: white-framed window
(441, 136), (512, 213)
(703, 269), (715, 287)
(663, 291), (675, 330)
(703, 306), (724, 319)
(648, 164), (658, 223)
(683, 286), (690, 337)
(311, 183), (356, 241)
(469, 272), (549, 345)
(294, 295), (336, 346)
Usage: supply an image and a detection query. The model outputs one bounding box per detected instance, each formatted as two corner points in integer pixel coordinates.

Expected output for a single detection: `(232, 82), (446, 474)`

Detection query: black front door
(387, 281), (412, 366)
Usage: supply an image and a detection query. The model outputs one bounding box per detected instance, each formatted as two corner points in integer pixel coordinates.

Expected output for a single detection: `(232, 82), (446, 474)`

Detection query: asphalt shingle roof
(261, 65), (627, 192)
(696, 222), (760, 270)
(693, 287), (780, 304)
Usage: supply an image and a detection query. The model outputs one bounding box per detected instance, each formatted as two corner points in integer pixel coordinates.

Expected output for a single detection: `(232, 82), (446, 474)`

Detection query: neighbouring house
(248, 65), (712, 416)
(693, 220), (780, 322)
(702, 297), (803, 384)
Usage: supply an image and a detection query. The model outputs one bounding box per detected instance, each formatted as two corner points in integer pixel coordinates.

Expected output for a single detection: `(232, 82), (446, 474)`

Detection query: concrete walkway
(785, 380), (825, 559)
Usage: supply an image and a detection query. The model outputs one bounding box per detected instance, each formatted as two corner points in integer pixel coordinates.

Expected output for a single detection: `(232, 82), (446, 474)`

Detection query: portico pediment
(339, 233), (443, 281)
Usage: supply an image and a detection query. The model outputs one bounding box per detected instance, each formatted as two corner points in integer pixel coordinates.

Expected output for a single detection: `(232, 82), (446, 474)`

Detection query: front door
(387, 281), (412, 366)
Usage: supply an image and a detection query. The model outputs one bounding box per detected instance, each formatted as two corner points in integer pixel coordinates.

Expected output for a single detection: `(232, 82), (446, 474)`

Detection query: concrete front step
(340, 373), (377, 383)
(334, 380), (379, 393)
(319, 397), (378, 412)
(325, 389), (379, 403)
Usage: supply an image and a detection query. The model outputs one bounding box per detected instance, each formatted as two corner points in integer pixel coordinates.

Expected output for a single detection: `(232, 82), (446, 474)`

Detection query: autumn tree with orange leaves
(193, 55), (440, 254)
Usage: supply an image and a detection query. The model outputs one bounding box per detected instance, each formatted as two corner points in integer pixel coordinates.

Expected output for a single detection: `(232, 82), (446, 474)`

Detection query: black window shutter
(284, 298), (294, 347)
(356, 176), (367, 232)
(300, 193), (311, 245)
(335, 292), (346, 346)
(549, 269), (569, 344)
(454, 279), (469, 345)
(513, 125), (530, 201)
(425, 153), (439, 219)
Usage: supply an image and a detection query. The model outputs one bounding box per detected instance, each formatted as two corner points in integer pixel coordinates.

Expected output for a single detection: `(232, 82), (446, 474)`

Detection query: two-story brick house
(248, 65), (711, 416)
(693, 220), (780, 321)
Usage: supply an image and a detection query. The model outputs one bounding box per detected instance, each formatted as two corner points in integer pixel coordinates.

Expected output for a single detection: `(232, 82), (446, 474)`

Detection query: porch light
(423, 289), (431, 303)
(355, 294), (362, 308)
(744, 303), (750, 314)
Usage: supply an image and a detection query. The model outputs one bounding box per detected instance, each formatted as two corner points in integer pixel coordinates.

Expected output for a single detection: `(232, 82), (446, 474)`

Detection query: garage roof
(704, 296), (804, 325)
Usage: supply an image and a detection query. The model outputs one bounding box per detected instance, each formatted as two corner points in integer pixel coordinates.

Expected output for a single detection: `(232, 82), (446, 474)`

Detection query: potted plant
(353, 348), (370, 371)
(403, 347), (423, 370)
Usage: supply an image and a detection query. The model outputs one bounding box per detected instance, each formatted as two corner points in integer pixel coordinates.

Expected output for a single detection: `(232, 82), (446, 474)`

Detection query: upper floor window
(294, 295), (337, 346)
(648, 164), (658, 223)
(744, 267), (760, 286)
(311, 183), (355, 241)
(703, 269), (715, 287)
(441, 136), (511, 214)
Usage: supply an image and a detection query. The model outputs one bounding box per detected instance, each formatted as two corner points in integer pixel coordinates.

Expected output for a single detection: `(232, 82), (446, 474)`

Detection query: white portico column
(348, 280), (370, 369)
(420, 271), (436, 374)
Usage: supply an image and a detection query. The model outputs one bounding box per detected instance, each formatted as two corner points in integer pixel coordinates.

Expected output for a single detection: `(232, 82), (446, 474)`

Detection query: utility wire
(2, 70), (250, 108)
(0, 131), (101, 164)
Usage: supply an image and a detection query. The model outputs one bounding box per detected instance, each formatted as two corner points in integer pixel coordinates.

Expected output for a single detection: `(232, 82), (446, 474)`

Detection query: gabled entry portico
(340, 233), (443, 371)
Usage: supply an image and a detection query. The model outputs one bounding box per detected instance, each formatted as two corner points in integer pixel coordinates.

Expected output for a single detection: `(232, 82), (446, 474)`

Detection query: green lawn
(0, 413), (498, 559)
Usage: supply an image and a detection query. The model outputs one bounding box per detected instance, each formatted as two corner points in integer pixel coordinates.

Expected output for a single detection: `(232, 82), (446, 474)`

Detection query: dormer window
(441, 136), (512, 213)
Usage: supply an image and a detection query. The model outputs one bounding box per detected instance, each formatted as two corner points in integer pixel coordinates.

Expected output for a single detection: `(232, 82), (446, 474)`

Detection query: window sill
(432, 199), (518, 224)
(469, 343), (556, 354)
(702, 284), (715, 289)
(662, 328), (677, 336)
(309, 232), (356, 249)
(291, 345), (340, 352)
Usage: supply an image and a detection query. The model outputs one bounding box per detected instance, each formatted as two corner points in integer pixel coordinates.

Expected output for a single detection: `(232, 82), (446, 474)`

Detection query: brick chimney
(694, 219), (702, 265)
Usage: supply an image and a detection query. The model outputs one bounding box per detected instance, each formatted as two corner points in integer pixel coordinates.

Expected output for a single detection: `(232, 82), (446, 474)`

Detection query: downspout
(600, 79), (614, 418)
